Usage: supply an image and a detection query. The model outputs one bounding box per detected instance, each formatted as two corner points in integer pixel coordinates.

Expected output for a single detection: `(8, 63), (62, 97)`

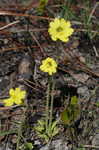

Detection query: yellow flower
(48, 18), (74, 42)
(4, 98), (14, 107)
(40, 57), (57, 75)
(3, 88), (26, 106)
(9, 88), (26, 105)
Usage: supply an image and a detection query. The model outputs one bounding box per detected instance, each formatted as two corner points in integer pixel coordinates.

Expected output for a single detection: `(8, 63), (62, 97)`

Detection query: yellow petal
(9, 88), (15, 96)
(4, 98), (14, 106)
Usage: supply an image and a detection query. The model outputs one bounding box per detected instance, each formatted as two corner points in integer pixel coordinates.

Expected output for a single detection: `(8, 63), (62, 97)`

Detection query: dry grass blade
(0, 20), (20, 31)
(0, 10), (53, 20)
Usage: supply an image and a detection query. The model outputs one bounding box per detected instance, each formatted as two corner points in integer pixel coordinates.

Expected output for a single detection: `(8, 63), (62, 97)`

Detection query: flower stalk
(49, 77), (55, 130)
(46, 78), (50, 133)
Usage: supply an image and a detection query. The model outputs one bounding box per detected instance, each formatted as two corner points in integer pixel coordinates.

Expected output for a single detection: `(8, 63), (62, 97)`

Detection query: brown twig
(30, 32), (46, 57)
(0, 20), (20, 31)
(0, 10), (53, 21)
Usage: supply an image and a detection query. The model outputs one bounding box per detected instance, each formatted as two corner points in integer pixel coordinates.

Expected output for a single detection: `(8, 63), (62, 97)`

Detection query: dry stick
(0, 20), (20, 31)
(30, 32), (46, 57)
(88, 2), (99, 24)
(93, 45), (99, 57)
(0, 10), (53, 21)
(24, 79), (46, 90)
(0, 105), (19, 111)
(11, 28), (47, 33)
(64, 48), (99, 78)
(77, 59), (99, 78)
(76, 28), (99, 35)
(0, 45), (38, 53)
(23, 79), (42, 93)
(83, 145), (99, 149)
(88, 2), (99, 57)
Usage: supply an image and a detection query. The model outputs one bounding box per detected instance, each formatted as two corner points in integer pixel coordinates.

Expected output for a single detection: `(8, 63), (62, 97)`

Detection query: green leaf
(76, 147), (85, 150)
(51, 120), (59, 131)
(24, 142), (33, 150)
(95, 101), (99, 107)
(71, 96), (78, 105)
(52, 127), (59, 137)
(0, 130), (17, 136)
(47, 129), (52, 137)
(61, 108), (71, 125)
(38, 119), (45, 126)
(38, 133), (49, 142)
(34, 126), (44, 132)
(61, 96), (80, 125)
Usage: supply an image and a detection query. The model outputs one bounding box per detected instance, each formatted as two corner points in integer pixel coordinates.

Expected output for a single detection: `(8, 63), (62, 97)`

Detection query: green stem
(49, 77), (55, 130)
(16, 106), (26, 150)
(16, 124), (22, 150)
(46, 79), (50, 133)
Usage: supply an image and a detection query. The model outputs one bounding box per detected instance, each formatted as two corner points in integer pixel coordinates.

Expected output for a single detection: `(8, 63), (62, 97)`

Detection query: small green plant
(34, 118), (59, 142)
(61, 96), (80, 125)
(61, 96), (80, 146)
(35, 65), (59, 142)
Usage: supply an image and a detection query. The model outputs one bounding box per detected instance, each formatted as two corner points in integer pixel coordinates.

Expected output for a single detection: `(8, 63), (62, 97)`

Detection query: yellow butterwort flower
(48, 18), (74, 42)
(3, 88), (26, 106)
(40, 57), (57, 75)
(4, 98), (14, 107)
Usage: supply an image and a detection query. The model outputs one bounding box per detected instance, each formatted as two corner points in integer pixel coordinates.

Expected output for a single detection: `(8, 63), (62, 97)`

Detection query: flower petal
(4, 98), (14, 106)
